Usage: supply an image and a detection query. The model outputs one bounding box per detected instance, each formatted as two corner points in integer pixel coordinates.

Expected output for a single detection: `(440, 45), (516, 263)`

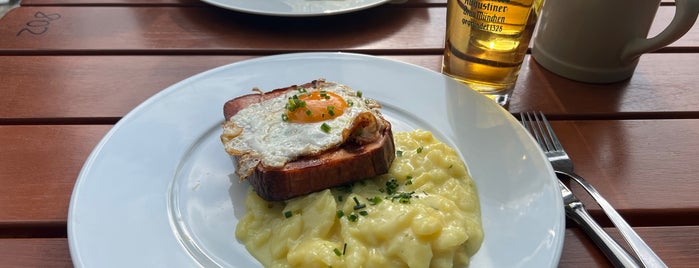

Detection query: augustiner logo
(457, 0), (514, 32)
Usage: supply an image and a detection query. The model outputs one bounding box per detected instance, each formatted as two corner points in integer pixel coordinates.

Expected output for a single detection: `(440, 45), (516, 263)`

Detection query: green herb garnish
(347, 212), (358, 222)
(368, 196), (382, 205)
(385, 178), (399, 195)
(391, 191), (416, 204)
(417, 147), (424, 153)
(286, 95), (306, 111)
(321, 123), (331, 133)
(320, 90), (330, 99)
(284, 211), (293, 218)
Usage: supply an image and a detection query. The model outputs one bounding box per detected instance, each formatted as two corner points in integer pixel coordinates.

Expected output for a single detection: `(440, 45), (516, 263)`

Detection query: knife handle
(565, 201), (641, 268)
(563, 172), (668, 268)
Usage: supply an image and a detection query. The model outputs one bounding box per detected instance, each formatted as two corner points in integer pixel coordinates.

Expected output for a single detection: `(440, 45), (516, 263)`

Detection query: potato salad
(236, 129), (483, 268)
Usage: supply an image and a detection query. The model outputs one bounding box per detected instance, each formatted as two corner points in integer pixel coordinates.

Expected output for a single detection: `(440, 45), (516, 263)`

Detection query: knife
(557, 180), (641, 268)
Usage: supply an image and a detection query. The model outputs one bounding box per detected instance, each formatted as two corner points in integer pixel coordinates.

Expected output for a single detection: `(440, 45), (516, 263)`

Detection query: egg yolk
(286, 91), (347, 123)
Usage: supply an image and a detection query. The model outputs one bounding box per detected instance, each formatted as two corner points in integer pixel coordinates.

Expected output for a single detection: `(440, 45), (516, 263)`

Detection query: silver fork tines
(521, 112), (571, 171)
(521, 112), (667, 268)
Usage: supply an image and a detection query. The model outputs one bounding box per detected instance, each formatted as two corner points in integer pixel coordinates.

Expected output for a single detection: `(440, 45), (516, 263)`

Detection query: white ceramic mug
(531, 0), (699, 83)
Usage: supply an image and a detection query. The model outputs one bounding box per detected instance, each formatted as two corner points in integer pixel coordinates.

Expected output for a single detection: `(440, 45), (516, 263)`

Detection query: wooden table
(1, 0), (697, 267)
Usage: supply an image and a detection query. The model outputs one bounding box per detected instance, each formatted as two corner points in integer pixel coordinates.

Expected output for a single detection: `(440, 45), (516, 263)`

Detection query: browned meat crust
(222, 80), (395, 201)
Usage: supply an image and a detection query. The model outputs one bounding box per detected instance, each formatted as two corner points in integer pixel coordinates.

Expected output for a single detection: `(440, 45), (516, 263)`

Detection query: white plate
(201, 0), (395, 17)
(68, 52), (564, 267)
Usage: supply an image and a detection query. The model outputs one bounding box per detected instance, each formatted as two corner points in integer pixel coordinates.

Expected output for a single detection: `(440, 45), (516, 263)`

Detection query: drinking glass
(442, 0), (545, 107)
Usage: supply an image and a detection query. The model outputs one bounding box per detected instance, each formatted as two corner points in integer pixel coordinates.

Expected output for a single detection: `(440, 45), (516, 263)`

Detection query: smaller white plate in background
(201, 0), (396, 17)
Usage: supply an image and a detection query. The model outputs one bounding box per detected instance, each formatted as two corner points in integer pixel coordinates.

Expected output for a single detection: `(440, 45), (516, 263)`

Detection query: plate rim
(68, 52), (564, 267)
(200, 0), (393, 17)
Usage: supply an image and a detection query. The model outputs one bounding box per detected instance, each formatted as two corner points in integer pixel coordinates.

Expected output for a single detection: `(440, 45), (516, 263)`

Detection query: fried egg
(221, 80), (386, 180)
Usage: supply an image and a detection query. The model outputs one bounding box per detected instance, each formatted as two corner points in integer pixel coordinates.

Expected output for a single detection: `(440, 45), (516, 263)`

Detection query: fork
(521, 111), (667, 268)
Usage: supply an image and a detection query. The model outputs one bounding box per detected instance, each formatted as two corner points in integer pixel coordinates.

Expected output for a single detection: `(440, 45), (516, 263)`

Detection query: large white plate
(201, 0), (395, 17)
(68, 52), (564, 267)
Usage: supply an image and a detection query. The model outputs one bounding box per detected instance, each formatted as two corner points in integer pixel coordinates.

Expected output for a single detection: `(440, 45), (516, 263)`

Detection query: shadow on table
(171, 4), (430, 52)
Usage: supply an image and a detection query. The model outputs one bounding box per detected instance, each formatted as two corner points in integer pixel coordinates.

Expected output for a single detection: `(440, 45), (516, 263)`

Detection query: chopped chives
(385, 179), (399, 195)
(368, 196), (382, 205)
(321, 123), (331, 133)
(286, 95), (306, 111)
(333, 248), (342, 256)
(348, 213), (358, 222)
(390, 191), (415, 204)
(284, 211), (292, 218)
(320, 90), (330, 99)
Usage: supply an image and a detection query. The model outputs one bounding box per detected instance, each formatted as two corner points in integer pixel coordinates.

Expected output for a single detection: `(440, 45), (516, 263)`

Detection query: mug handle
(621, 0), (699, 63)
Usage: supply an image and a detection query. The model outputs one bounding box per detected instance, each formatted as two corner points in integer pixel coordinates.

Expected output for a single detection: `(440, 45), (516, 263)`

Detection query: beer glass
(442, 0), (545, 107)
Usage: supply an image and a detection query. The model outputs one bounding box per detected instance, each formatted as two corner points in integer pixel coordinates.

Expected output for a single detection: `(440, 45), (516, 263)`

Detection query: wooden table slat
(511, 54), (699, 116)
(21, 0), (203, 5)
(549, 119), (699, 226)
(1, 226), (698, 267)
(20, 0), (447, 7)
(0, 6), (445, 54)
(0, 238), (72, 268)
(0, 125), (112, 223)
(561, 226), (699, 268)
(2, 54), (699, 120)
(0, 6), (696, 54)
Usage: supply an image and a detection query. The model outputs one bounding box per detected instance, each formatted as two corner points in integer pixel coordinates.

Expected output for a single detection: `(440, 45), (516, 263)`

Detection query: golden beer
(442, 0), (544, 105)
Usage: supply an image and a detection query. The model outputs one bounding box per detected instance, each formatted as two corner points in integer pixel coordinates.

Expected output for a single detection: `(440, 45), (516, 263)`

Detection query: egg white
(223, 82), (381, 174)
